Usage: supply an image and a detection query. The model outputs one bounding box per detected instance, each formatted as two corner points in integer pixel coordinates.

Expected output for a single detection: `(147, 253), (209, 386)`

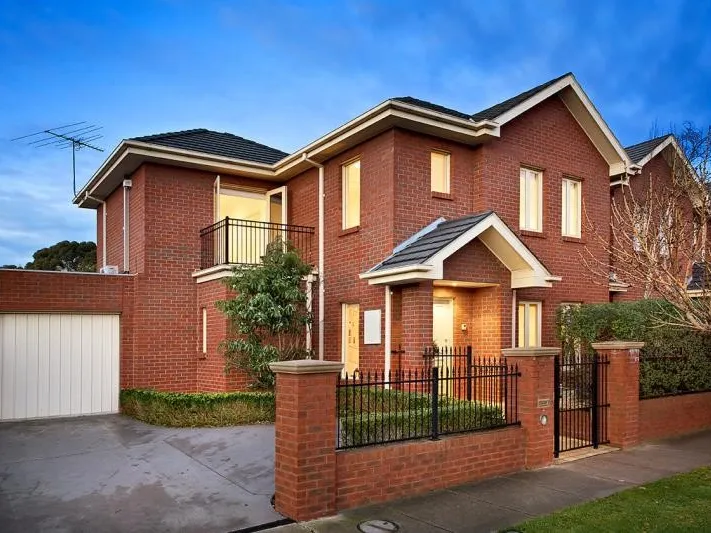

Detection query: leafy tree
(1, 264), (21, 269)
(218, 239), (313, 389)
(25, 240), (97, 272)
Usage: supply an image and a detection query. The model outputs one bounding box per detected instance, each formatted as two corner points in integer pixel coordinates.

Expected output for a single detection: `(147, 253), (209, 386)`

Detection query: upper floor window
(517, 301), (541, 348)
(561, 178), (581, 237)
(519, 167), (542, 232)
(342, 159), (361, 229)
(431, 151), (450, 194)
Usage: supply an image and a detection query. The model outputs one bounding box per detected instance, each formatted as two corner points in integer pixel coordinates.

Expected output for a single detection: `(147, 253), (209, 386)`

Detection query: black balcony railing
(199, 217), (315, 269)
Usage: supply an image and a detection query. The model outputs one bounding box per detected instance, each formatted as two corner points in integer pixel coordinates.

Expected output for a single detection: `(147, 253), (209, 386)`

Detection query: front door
(432, 298), (454, 391)
(342, 304), (359, 376)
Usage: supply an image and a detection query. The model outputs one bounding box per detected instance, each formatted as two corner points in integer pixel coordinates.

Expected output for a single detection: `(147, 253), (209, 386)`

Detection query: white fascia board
(359, 264), (432, 280)
(511, 271), (553, 288)
(277, 102), (499, 174)
(360, 266), (436, 286)
(492, 74), (631, 176)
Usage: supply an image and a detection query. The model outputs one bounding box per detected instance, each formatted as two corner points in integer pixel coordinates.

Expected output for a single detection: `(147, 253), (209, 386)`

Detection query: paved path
(273, 430), (711, 533)
(0, 415), (281, 533)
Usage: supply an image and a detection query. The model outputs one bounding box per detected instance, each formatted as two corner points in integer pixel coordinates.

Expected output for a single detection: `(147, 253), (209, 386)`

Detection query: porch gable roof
(360, 211), (561, 288)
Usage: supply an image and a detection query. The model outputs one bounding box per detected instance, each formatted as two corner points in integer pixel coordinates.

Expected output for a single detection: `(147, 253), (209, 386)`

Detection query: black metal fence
(199, 217), (315, 269)
(554, 352), (610, 457)
(336, 359), (520, 450)
(639, 348), (711, 399)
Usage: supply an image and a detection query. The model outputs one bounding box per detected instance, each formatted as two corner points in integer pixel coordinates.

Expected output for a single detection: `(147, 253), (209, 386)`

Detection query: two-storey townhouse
(75, 72), (667, 392)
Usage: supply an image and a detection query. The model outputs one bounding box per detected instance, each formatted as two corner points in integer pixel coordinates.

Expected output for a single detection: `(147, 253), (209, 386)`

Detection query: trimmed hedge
(556, 300), (711, 398)
(120, 389), (275, 427)
(338, 390), (506, 447)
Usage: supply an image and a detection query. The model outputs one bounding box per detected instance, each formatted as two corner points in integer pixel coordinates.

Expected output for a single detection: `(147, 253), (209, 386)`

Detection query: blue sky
(1, 0), (709, 265)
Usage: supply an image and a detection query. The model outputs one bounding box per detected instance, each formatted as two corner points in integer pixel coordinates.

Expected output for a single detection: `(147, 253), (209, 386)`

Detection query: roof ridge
(131, 128), (209, 141)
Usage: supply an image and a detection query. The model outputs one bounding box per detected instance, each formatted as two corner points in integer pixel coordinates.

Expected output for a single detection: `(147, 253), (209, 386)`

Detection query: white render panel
(0, 313), (119, 421)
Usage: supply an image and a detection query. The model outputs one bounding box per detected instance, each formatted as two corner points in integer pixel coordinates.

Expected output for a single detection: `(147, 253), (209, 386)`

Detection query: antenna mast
(12, 123), (104, 196)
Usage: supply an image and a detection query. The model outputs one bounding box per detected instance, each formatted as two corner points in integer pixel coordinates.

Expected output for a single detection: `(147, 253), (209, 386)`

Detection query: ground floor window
(517, 301), (541, 348)
(342, 303), (360, 375)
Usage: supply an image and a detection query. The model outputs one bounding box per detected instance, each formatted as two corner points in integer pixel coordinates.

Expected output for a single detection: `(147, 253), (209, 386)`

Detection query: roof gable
(625, 135), (672, 164)
(131, 129), (288, 165)
(361, 211), (559, 288)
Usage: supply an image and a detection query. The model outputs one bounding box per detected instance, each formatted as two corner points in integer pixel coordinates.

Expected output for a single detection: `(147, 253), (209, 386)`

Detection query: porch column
(591, 341), (644, 448)
(502, 347), (559, 468)
(400, 281), (433, 371)
(269, 359), (343, 521)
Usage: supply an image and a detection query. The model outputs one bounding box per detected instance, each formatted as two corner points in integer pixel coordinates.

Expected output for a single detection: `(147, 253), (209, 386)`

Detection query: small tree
(25, 240), (97, 272)
(583, 123), (711, 333)
(218, 239), (313, 389)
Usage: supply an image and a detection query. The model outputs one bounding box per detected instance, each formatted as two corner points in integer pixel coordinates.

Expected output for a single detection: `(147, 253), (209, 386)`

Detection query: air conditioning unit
(100, 265), (119, 274)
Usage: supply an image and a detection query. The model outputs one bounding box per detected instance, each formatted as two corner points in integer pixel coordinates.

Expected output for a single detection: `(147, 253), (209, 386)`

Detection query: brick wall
(0, 269), (135, 388)
(639, 392), (711, 441)
(336, 426), (524, 509)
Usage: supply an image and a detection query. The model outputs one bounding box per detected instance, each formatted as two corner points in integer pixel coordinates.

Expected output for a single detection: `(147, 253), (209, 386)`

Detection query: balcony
(199, 217), (315, 270)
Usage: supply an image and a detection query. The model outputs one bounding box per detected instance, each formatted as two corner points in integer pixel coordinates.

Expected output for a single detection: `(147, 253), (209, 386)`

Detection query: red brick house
(70, 72), (686, 392)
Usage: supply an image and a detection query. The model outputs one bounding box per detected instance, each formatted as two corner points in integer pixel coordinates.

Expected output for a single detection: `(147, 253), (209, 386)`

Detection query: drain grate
(357, 519), (400, 532)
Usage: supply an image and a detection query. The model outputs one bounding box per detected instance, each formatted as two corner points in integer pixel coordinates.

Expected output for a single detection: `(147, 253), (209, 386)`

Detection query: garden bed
(120, 389), (275, 427)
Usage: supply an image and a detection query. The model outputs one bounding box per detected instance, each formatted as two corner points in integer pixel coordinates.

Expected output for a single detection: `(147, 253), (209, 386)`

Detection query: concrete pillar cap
(591, 341), (645, 350)
(501, 347), (561, 357)
(269, 359), (344, 374)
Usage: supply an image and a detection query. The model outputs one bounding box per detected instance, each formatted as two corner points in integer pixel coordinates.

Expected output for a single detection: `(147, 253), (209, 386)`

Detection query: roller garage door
(0, 313), (119, 421)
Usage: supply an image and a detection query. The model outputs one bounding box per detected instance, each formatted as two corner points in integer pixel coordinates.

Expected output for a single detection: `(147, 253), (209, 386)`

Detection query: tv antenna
(12, 122), (104, 196)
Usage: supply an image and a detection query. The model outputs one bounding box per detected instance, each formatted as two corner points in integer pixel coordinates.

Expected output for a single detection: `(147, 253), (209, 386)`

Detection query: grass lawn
(512, 467), (711, 533)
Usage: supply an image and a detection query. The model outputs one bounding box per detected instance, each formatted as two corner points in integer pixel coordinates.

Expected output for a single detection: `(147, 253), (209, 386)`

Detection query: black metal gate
(554, 352), (610, 457)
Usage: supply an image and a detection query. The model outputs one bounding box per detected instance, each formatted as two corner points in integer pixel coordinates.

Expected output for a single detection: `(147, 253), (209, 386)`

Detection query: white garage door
(0, 313), (120, 421)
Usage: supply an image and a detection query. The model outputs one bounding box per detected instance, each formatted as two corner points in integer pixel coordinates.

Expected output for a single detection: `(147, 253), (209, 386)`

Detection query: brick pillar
(502, 347), (559, 468)
(269, 359), (343, 521)
(591, 341), (644, 448)
(400, 281), (433, 371)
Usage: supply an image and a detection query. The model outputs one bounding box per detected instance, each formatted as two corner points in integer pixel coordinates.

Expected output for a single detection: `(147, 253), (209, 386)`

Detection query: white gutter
(301, 154), (325, 361)
(85, 193), (107, 269)
(123, 179), (132, 272)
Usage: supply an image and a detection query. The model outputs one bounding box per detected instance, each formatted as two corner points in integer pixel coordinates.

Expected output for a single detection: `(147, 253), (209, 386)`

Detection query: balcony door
(215, 186), (288, 265)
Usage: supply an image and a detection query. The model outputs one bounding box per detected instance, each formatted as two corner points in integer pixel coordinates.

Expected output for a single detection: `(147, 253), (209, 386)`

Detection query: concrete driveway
(0, 415), (281, 533)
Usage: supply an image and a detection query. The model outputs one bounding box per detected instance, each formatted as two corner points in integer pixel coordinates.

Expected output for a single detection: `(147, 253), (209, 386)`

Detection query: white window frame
(431, 150), (451, 194)
(519, 167), (543, 232)
(517, 301), (542, 348)
(561, 178), (582, 237)
(342, 159), (361, 229)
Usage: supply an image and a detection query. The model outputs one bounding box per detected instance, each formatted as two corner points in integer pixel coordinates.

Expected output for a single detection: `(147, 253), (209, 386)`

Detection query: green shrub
(120, 389), (275, 427)
(338, 394), (506, 447)
(556, 300), (711, 398)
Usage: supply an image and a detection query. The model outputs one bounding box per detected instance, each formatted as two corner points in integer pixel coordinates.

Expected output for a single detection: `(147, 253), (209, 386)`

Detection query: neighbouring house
(56, 71), (696, 392)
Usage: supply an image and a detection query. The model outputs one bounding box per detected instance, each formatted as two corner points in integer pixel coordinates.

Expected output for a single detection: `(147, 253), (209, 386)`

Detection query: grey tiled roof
(371, 211), (493, 272)
(470, 72), (572, 122)
(131, 129), (289, 165)
(394, 73), (572, 124)
(624, 135), (672, 164)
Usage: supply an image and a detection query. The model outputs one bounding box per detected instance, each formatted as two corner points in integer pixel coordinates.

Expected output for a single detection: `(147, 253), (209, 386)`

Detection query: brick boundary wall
(270, 349), (558, 522)
(639, 392), (711, 442)
(335, 426), (524, 509)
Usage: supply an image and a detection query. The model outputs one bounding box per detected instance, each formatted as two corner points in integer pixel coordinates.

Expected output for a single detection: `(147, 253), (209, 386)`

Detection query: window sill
(519, 229), (546, 239)
(339, 226), (360, 237)
(562, 235), (585, 244)
(431, 191), (453, 201)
